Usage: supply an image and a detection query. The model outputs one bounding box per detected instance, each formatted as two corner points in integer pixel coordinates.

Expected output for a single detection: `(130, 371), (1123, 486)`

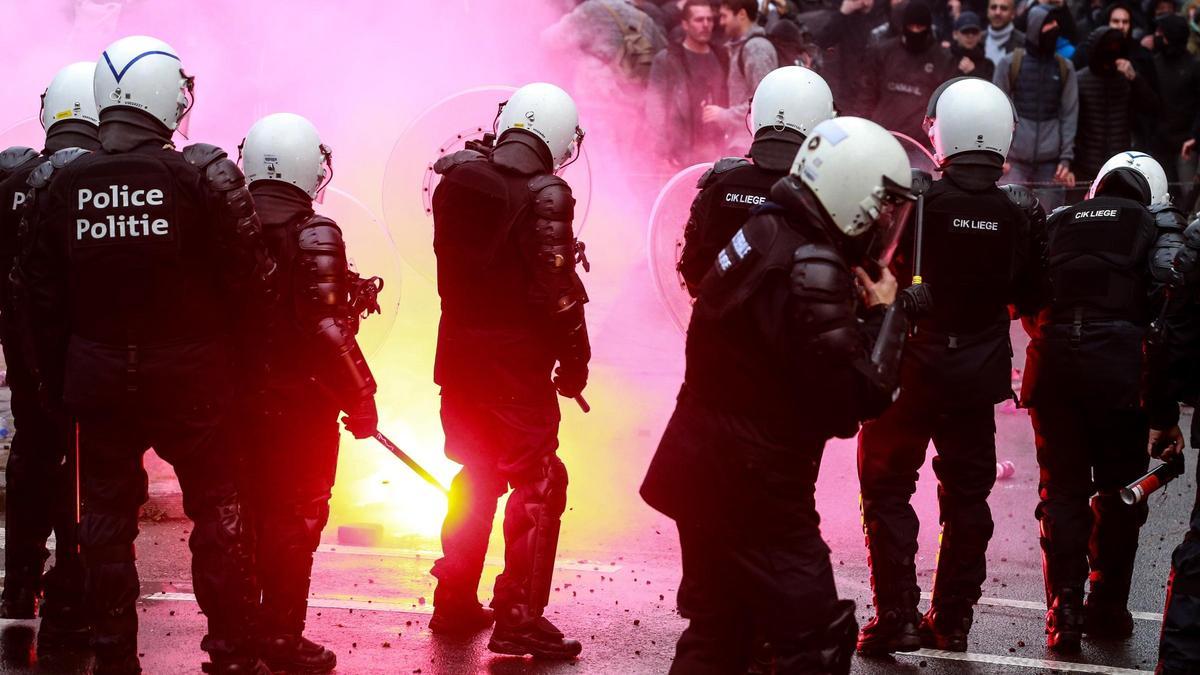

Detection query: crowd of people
(549, 0), (1200, 207)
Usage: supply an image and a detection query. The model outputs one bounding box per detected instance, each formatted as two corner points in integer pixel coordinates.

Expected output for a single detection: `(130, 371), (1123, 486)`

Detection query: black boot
(0, 585), (37, 620)
(37, 563), (91, 651)
(1046, 591), (1084, 653)
(919, 604), (973, 652)
(94, 655), (143, 675)
(488, 605), (581, 659)
(258, 633), (337, 673)
(430, 601), (495, 635)
(1082, 601), (1134, 640)
(201, 657), (273, 674)
(856, 604), (921, 655)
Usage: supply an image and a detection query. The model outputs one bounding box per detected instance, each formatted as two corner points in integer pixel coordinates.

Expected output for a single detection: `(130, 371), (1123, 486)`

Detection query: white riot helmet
(240, 113), (333, 201)
(1088, 151), (1170, 207)
(923, 77), (1016, 166)
(496, 82), (584, 170)
(750, 66), (836, 138)
(790, 116), (915, 238)
(41, 62), (99, 131)
(94, 35), (194, 134)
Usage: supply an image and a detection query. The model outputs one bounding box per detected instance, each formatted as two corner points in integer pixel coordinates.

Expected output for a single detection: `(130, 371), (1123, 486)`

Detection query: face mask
(1039, 26), (1061, 51)
(903, 27), (934, 52)
(1155, 33), (1168, 50)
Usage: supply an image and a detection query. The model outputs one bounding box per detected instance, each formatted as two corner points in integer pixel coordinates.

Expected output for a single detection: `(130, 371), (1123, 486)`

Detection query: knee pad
(512, 455), (568, 518)
(296, 494), (331, 550)
(81, 543), (136, 566)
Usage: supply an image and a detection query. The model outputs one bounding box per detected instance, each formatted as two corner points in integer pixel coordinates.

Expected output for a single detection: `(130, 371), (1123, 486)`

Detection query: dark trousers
(858, 392), (998, 611)
(1159, 455), (1200, 673)
(241, 394), (341, 637)
(1031, 403), (1149, 607)
(77, 402), (256, 665)
(670, 440), (845, 674)
(2, 349), (81, 608)
(431, 392), (566, 617)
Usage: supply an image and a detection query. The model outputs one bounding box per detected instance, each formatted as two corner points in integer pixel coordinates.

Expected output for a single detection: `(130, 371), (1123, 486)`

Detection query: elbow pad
(529, 174), (588, 325)
(790, 243), (860, 357)
(314, 316), (377, 403)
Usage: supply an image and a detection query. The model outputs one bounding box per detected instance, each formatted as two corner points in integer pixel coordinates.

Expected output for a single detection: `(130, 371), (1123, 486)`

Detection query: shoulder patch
(181, 143), (229, 170)
(433, 149), (487, 176)
(0, 147), (37, 173)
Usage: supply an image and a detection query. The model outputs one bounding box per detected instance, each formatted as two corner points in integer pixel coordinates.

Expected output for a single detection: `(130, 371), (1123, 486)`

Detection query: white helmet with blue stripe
(1088, 151), (1170, 207)
(94, 36), (194, 133)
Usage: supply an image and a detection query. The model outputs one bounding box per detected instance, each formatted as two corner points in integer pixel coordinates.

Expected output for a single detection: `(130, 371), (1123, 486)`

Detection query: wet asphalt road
(0, 399), (1191, 674)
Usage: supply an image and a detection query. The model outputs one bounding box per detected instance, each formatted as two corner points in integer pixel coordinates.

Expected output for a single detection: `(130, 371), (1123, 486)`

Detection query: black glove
(342, 396), (378, 439)
(897, 283), (933, 318)
(554, 360), (588, 399)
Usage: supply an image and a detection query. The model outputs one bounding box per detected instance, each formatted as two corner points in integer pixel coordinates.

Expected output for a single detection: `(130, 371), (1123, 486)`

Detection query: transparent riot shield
(316, 187), (402, 358)
(381, 86), (593, 283)
(0, 117), (41, 152)
(646, 162), (712, 334)
(648, 134), (937, 335)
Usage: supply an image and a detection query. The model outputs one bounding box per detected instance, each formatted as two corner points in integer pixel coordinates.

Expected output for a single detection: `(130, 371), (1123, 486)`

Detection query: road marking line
(144, 591), (433, 615)
(898, 649), (1154, 674)
(316, 543), (622, 573)
(919, 592), (1162, 623)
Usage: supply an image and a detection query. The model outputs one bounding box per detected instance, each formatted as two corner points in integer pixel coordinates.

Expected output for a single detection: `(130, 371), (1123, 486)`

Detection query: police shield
(317, 187), (402, 358)
(381, 86), (593, 282)
(890, 130), (939, 178)
(647, 162), (712, 334)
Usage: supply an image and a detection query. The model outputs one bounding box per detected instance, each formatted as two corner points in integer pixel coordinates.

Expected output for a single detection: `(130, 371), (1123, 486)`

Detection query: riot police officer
(1154, 200), (1200, 672)
(642, 116), (922, 674)
(1023, 154), (1179, 653)
(0, 63), (98, 648)
(429, 82), (590, 658)
(19, 36), (274, 675)
(678, 65), (835, 295)
(238, 113), (379, 673)
(857, 77), (1047, 655)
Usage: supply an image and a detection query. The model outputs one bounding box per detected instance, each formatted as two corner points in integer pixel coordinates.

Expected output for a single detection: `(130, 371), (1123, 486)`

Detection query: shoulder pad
(791, 243), (851, 292)
(181, 143), (230, 170)
(433, 149), (487, 176)
(1047, 205), (1071, 221)
(0, 146), (37, 172)
(529, 174), (574, 220)
(297, 215), (344, 253)
(999, 184), (1039, 211)
(1152, 204), (1186, 231)
(27, 148), (91, 190)
(696, 156), (751, 189)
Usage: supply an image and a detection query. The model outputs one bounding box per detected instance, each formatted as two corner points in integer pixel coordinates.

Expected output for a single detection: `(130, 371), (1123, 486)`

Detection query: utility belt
(1043, 305), (1145, 348)
(911, 318), (1010, 351)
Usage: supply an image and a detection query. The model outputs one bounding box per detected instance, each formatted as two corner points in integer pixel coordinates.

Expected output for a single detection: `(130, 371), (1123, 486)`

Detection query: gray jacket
(993, 5), (1078, 166)
(720, 26), (779, 149)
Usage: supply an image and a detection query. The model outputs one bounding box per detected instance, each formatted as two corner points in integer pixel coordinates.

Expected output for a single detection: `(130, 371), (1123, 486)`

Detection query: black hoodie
(1075, 26), (1160, 179)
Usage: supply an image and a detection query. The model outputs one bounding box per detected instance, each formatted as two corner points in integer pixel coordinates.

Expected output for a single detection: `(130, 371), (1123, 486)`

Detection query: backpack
(600, 1), (657, 83)
(738, 25), (813, 78)
(1008, 47), (1070, 90)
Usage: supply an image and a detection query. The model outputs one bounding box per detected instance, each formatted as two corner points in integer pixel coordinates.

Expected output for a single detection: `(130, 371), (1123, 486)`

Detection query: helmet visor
(314, 144), (334, 204)
(175, 71), (195, 139)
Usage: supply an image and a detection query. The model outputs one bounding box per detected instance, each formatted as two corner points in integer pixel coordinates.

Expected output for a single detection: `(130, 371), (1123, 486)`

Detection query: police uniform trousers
(646, 392), (850, 675)
(858, 390), (998, 612)
(1030, 402), (1149, 607)
(431, 388), (567, 613)
(240, 390), (341, 638)
(1159, 446), (1200, 673)
(1, 336), (82, 610)
(75, 387), (256, 664)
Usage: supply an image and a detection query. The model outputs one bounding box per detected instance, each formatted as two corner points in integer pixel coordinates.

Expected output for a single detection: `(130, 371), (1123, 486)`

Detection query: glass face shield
(174, 70), (196, 139)
(860, 175), (916, 278)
